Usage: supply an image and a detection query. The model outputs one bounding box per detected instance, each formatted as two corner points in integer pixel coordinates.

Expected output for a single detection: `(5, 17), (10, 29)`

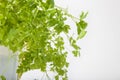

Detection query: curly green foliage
(0, 0), (87, 80)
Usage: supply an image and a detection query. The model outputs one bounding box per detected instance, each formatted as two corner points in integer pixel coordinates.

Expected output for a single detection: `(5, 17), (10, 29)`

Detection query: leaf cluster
(0, 0), (88, 80)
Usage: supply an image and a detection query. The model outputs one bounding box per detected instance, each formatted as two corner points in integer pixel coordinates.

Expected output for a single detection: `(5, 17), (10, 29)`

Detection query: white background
(1, 0), (120, 80)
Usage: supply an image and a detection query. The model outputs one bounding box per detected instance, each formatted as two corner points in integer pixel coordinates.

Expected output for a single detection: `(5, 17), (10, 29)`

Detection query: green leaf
(78, 30), (87, 39)
(0, 75), (6, 80)
(80, 20), (88, 29)
(72, 43), (80, 50)
(72, 50), (80, 57)
(63, 25), (70, 33)
(69, 37), (76, 45)
(80, 12), (88, 20)
(76, 20), (87, 36)
(76, 22), (81, 35)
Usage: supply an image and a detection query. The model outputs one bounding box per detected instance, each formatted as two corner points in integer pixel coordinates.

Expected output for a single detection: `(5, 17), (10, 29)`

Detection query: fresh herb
(0, 0), (88, 80)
